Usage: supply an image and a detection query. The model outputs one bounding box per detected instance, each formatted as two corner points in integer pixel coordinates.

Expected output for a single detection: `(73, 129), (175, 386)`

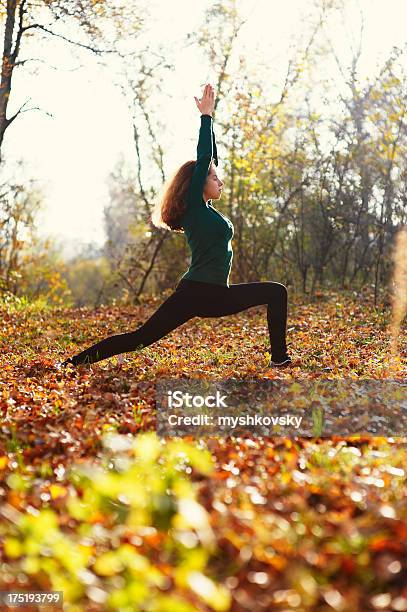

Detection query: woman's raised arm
(185, 84), (216, 209)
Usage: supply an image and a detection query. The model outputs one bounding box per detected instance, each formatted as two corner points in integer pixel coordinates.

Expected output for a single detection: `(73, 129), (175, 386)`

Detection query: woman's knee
(266, 281), (288, 301)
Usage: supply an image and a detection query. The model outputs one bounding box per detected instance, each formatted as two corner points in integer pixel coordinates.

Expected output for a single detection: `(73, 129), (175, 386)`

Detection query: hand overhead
(194, 83), (215, 116)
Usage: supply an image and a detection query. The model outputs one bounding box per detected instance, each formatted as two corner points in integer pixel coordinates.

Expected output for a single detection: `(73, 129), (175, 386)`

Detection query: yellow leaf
(50, 484), (67, 499)
(4, 538), (23, 558)
(187, 571), (231, 611)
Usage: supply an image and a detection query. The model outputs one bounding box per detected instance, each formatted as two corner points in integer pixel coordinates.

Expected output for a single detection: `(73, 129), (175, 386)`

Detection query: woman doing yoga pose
(62, 84), (292, 368)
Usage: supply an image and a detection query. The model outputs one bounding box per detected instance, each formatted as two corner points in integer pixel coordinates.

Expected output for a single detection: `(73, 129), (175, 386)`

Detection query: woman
(62, 84), (292, 369)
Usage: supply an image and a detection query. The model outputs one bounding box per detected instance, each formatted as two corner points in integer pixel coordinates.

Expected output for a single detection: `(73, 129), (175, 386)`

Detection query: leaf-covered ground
(0, 289), (406, 611)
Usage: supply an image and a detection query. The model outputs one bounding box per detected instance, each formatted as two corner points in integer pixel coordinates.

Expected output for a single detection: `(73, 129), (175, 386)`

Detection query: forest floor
(0, 289), (406, 611)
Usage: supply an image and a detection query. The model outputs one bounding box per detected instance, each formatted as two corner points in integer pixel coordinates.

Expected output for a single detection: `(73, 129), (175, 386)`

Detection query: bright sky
(4, 0), (406, 258)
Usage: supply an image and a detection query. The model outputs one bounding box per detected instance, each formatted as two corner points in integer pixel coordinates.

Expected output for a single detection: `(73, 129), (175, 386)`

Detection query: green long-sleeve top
(179, 115), (234, 287)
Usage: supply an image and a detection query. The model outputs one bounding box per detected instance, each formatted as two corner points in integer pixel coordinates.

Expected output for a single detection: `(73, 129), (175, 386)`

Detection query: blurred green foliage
(1, 432), (231, 612)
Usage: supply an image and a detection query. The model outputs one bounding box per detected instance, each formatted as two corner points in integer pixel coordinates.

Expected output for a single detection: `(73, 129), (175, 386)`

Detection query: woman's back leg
(68, 287), (197, 365)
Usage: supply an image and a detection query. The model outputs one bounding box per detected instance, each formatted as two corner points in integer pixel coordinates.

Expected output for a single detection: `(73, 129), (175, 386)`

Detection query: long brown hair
(151, 160), (210, 232)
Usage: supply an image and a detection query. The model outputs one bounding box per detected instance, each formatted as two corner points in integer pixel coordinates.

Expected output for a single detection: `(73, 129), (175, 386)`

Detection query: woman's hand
(194, 83), (215, 116)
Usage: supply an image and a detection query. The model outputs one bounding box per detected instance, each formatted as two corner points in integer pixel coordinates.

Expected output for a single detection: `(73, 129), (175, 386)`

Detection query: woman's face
(203, 163), (224, 202)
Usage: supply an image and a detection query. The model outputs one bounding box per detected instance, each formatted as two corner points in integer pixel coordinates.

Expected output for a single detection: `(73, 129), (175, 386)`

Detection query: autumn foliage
(0, 288), (406, 610)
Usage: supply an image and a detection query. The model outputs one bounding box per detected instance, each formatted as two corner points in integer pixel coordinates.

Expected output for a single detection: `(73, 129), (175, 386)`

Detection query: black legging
(69, 279), (288, 365)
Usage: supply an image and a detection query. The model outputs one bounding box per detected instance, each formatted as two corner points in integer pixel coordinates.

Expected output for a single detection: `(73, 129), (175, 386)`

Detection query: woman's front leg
(198, 281), (289, 361)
